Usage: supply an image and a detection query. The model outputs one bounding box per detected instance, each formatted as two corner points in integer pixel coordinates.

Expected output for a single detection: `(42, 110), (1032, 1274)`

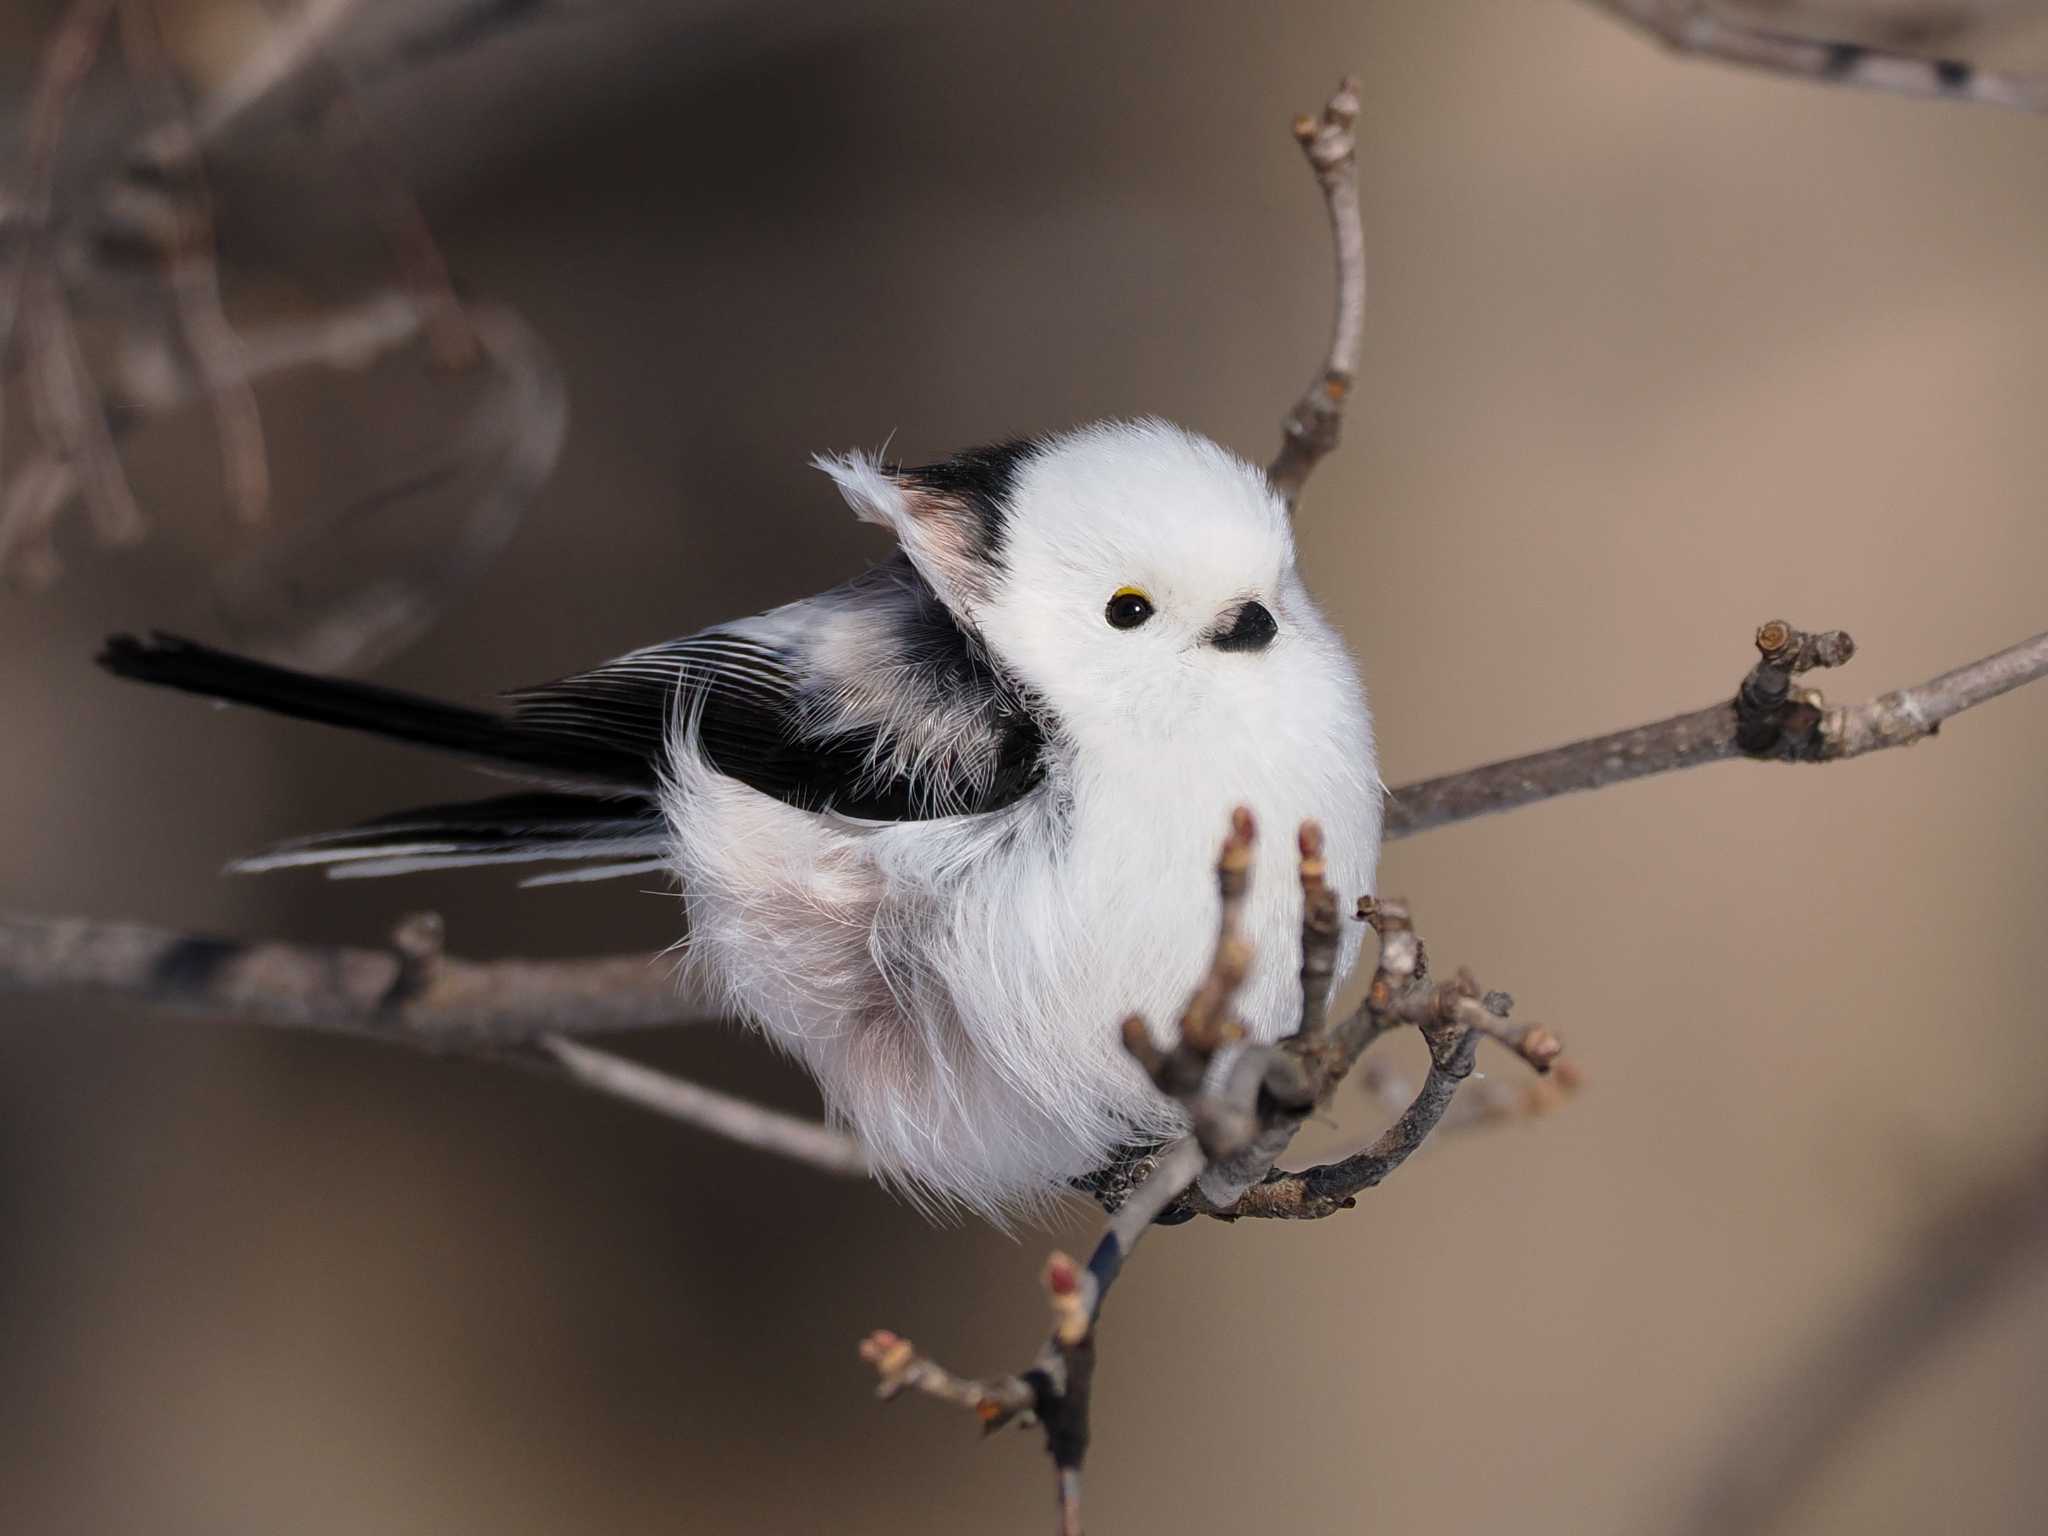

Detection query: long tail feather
(99, 633), (658, 792)
(227, 791), (670, 883)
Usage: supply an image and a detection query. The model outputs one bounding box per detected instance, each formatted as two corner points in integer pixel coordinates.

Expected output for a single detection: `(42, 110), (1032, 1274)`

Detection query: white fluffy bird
(103, 419), (1383, 1220)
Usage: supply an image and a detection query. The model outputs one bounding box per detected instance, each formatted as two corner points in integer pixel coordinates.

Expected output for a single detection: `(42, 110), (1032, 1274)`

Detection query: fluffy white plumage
(671, 420), (1381, 1220)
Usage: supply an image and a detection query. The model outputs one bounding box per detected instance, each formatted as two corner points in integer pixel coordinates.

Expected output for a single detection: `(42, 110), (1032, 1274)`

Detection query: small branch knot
(383, 910), (446, 1005)
(1738, 620), (1859, 758)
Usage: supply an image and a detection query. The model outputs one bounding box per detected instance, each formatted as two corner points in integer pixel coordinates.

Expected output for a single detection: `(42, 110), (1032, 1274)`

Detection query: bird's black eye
(1105, 587), (1155, 630)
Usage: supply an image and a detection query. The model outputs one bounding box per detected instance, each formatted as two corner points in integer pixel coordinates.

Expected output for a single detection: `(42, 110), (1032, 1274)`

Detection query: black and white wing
(509, 556), (1048, 822)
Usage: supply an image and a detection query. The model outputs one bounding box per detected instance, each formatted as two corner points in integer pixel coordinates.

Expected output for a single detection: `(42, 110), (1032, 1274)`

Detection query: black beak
(1212, 600), (1277, 653)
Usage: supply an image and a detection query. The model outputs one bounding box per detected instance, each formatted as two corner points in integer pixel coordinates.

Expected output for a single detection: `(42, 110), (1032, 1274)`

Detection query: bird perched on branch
(101, 419), (1382, 1221)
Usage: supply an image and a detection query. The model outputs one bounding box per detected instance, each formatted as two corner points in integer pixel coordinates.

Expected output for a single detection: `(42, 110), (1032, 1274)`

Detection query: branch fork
(860, 809), (1569, 1523)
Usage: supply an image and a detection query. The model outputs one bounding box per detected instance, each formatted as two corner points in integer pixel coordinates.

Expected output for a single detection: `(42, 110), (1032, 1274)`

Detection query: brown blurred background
(6, 2), (2048, 1532)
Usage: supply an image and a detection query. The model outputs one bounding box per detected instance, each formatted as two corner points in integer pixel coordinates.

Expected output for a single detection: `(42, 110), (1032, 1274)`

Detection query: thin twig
(1267, 75), (1366, 509)
(1585, 0), (2048, 112)
(860, 1110), (1209, 1533)
(1180, 894), (1559, 1223)
(541, 1036), (868, 1176)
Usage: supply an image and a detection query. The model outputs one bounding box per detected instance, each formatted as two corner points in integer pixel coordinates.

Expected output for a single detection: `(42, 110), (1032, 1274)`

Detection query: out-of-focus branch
(1384, 623), (2048, 840)
(205, 298), (566, 673)
(540, 1036), (869, 1176)
(0, 908), (707, 1045)
(1358, 1054), (1583, 1138)
(185, 0), (364, 143)
(0, 905), (872, 1176)
(0, 2), (114, 380)
(4, 1), (536, 632)
(118, 0), (271, 525)
(1, 2), (127, 571)
(179, 0), (558, 150)
(19, 260), (146, 548)
(1267, 75), (1365, 510)
(1673, 1133), (2048, 1536)
(105, 289), (430, 418)
(2, 0), (269, 575)
(1585, 1), (2048, 111)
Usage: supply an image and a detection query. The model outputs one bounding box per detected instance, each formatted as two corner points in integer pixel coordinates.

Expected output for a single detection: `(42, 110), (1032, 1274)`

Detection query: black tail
(99, 632), (657, 792)
(99, 634), (671, 884)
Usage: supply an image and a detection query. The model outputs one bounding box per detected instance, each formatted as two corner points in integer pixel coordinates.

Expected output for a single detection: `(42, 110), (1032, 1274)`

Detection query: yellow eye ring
(1105, 587), (1155, 630)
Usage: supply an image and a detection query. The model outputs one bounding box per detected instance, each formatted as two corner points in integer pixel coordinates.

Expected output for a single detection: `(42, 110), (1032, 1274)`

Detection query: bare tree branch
(0, 908), (710, 1046)
(1385, 623), (2048, 840)
(862, 1142), (1204, 1536)
(0, 905), (876, 1177)
(1267, 75), (1365, 509)
(1181, 895), (1560, 1223)
(1585, 1), (2048, 111)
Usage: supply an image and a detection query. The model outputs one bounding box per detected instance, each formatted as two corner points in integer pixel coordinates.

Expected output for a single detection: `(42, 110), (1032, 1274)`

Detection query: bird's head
(816, 418), (1352, 754)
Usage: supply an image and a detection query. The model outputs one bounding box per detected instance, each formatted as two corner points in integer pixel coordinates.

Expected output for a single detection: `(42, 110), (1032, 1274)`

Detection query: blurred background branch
(1588, 0), (2048, 107)
(1, 0), (564, 668)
